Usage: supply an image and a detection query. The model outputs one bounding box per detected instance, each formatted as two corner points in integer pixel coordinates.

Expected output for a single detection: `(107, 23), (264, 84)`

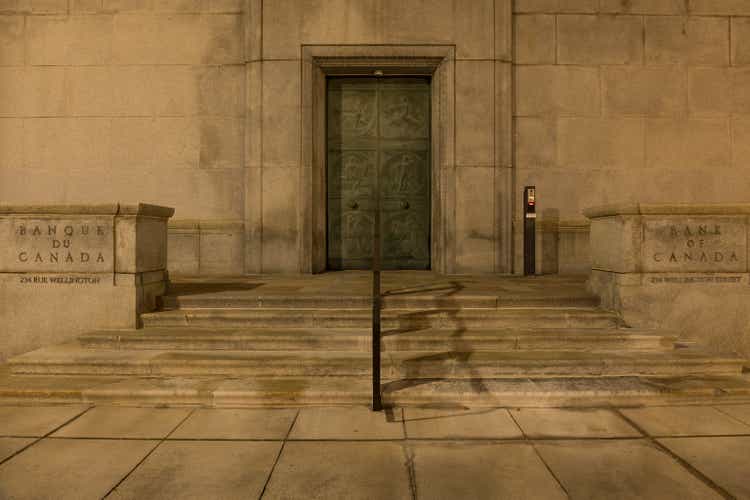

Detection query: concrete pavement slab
(411, 442), (566, 499)
(535, 439), (723, 500)
(714, 403), (750, 426)
(659, 436), (750, 500)
(0, 405), (89, 437)
(170, 408), (297, 440)
(0, 438), (156, 500)
(52, 406), (190, 439)
(510, 408), (641, 438)
(289, 406), (404, 440)
(262, 441), (411, 500)
(110, 441), (281, 500)
(403, 408), (522, 439)
(0, 437), (35, 462)
(620, 405), (750, 436)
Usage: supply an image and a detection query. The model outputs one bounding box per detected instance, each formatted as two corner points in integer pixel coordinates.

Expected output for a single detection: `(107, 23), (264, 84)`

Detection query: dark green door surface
(327, 77), (431, 270)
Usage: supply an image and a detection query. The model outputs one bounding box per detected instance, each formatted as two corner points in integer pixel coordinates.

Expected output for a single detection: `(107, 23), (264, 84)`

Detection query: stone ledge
(0, 204), (120, 215)
(302, 44), (456, 63)
(584, 203), (750, 218)
(0, 203), (175, 218)
(169, 220), (244, 231)
(512, 218), (590, 230)
(168, 221), (201, 231)
(117, 204), (176, 218)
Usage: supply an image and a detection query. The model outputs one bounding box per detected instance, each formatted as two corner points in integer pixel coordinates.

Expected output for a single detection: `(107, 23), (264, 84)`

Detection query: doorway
(326, 77), (431, 270)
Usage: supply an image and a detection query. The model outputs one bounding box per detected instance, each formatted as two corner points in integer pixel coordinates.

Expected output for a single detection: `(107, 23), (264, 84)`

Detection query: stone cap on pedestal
(584, 203), (749, 274)
(0, 203), (174, 274)
(584, 203), (750, 219)
(0, 203), (175, 218)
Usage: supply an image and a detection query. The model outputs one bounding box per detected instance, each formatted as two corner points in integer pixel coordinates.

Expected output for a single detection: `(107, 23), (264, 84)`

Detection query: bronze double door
(327, 77), (431, 270)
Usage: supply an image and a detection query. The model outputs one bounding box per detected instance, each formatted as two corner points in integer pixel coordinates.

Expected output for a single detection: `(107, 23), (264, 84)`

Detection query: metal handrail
(372, 191), (382, 411)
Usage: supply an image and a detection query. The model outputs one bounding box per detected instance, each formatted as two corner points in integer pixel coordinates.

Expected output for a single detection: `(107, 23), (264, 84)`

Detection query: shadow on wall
(525, 207), (591, 276)
(540, 208), (560, 275)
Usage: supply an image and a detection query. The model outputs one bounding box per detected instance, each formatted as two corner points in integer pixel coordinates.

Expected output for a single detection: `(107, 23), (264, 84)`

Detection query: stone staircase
(4, 276), (748, 406)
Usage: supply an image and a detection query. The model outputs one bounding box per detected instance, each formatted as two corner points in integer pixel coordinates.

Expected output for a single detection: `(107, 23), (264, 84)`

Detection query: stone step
(4, 373), (749, 408)
(161, 293), (599, 309)
(141, 307), (622, 330)
(1, 372), (750, 408)
(78, 327), (675, 352)
(9, 344), (744, 378)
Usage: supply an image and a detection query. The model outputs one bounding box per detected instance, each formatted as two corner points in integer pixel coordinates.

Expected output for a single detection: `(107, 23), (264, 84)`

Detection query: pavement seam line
(0, 404), (94, 468)
(101, 406), (197, 499)
(401, 408), (419, 500)
(507, 408), (571, 499)
(712, 404), (750, 428)
(258, 408), (299, 499)
(612, 408), (736, 500)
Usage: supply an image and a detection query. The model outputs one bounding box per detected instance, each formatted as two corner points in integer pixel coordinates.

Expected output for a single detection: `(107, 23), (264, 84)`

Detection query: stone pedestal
(585, 203), (750, 358)
(0, 204), (174, 361)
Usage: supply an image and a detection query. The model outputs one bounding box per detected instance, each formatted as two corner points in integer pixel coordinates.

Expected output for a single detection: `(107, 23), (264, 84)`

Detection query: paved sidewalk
(1, 403), (749, 499)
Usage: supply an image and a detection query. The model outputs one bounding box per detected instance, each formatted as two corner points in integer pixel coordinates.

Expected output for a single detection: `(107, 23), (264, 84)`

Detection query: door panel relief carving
(327, 78), (431, 270)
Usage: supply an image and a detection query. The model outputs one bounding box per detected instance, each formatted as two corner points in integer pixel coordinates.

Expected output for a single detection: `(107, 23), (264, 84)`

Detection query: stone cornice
(0, 204), (175, 218)
(584, 203), (750, 219)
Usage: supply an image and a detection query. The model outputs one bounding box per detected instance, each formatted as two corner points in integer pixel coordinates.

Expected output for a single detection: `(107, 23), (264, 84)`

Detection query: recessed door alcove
(299, 45), (456, 274)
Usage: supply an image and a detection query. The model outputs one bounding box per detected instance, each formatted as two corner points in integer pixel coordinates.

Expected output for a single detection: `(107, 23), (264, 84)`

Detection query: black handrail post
(372, 192), (383, 411)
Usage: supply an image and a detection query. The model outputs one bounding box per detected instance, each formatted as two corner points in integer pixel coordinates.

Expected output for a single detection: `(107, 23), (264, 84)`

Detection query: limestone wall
(0, 0), (246, 274)
(515, 1), (750, 207)
(514, 0), (750, 273)
(2, 1), (750, 275)
(247, 0), (513, 274)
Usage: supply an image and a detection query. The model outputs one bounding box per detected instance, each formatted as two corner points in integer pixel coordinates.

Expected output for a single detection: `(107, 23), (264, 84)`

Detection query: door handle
(401, 200), (410, 210)
(349, 201), (359, 210)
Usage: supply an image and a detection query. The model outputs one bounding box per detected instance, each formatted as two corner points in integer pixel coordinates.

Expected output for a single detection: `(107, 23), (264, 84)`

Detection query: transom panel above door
(327, 77), (431, 270)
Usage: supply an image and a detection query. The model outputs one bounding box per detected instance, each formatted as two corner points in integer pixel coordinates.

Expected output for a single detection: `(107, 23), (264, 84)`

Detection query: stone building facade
(1, 0), (750, 276)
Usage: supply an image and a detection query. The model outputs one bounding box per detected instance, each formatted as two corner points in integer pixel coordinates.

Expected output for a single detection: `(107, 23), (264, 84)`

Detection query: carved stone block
(586, 203), (750, 358)
(0, 203), (174, 361)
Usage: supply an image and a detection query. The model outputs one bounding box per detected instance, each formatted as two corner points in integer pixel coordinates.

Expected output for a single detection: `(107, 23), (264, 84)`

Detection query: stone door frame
(299, 45), (456, 274)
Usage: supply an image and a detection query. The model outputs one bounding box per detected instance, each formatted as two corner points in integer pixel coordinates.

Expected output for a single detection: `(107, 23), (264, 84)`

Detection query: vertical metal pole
(372, 76), (382, 412)
(372, 203), (382, 411)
